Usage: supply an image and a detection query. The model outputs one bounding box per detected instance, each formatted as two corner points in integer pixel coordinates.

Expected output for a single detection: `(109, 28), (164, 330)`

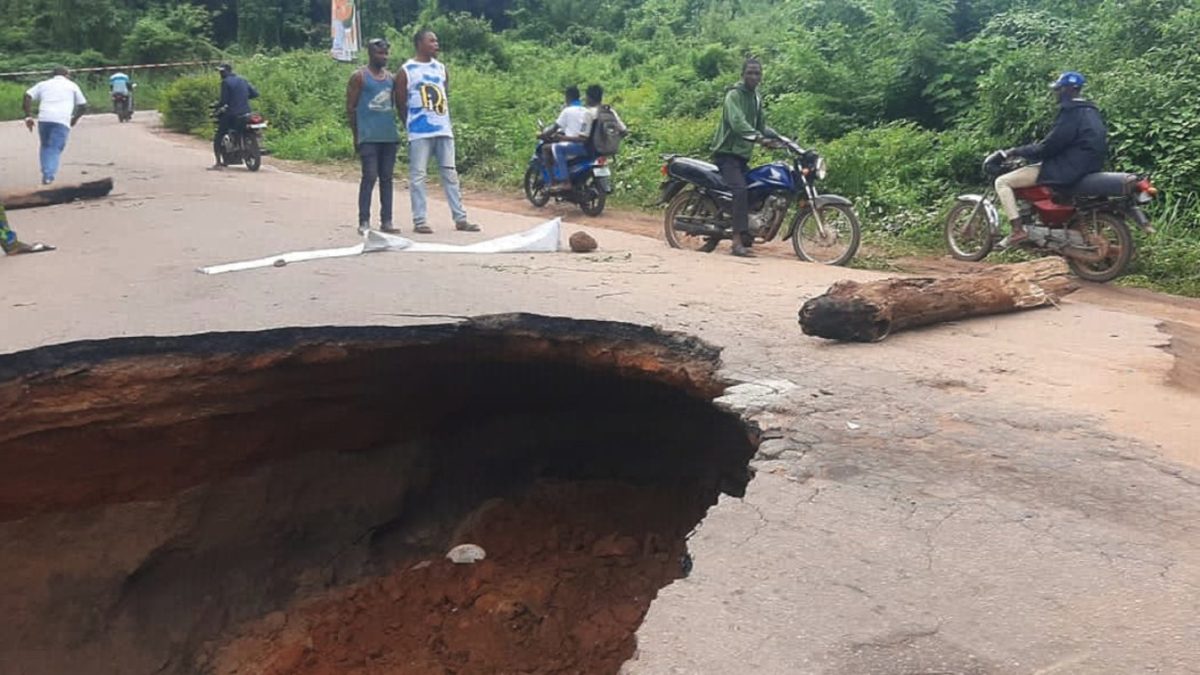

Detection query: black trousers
(213, 113), (240, 162)
(715, 152), (750, 241)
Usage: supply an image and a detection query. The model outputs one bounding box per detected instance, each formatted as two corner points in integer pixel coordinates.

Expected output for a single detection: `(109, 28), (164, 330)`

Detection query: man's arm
(443, 66), (450, 98)
(70, 85), (87, 127)
(346, 70), (363, 147)
(395, 68), (408, 126)
(22, 92), (34, 130)
(1010, 110), (1074, 160)
(247, 81), (260, 100)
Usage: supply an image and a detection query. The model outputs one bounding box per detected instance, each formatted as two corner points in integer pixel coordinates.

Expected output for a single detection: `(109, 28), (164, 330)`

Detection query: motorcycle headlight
(816, 157), (828, 180)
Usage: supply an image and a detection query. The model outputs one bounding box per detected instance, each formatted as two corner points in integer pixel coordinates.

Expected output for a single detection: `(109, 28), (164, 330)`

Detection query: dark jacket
(219, 74), (260, 117)
(1010, 98), (1107, 187)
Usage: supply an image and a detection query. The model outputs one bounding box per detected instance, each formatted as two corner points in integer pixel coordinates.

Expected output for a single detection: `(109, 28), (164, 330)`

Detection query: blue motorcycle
(524, 121), (612, 217)
(659, 136), (860, 265)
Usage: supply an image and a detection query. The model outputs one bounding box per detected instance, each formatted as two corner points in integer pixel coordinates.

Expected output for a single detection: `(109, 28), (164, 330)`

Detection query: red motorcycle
(944, 156), (1158, 282)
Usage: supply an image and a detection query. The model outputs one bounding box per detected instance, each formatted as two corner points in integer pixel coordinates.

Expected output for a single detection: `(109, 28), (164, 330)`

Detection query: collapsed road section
(0, 314), (757, 674)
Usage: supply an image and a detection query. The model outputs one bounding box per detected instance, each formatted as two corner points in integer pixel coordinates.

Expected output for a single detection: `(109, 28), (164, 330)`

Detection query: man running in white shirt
(23, 66), (88, 185)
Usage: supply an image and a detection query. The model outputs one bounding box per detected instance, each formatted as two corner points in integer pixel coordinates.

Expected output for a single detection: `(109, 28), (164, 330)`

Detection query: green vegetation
(5, 0), (1200, 295)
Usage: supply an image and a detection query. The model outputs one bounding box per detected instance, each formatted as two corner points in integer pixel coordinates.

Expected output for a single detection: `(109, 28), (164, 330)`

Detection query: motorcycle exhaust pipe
(672, 220), (725, 238)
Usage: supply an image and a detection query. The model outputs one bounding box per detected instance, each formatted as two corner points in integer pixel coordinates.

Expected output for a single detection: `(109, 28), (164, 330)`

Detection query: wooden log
(0, 178), (114, 210)
(798, 258), (1079, 342)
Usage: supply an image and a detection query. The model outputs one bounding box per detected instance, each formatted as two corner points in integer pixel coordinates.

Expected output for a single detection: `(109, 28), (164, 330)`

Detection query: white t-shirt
(555, 103), (592, 139)
(26, 76), (87, 126)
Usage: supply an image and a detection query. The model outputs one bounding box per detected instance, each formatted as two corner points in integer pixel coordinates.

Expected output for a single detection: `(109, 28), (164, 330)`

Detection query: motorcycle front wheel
(579, 177), (606, 217)
(524, 165), (550, 207)
(1066, 211), (1134, 282)
(944, 201), (995, 261)
(243, 136), (262, 172)
(791, 202), (861, 266)
(663, 189), (720, 253)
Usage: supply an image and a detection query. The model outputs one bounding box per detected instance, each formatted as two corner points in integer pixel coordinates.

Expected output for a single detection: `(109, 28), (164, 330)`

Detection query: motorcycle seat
(1058, 172), (1137, 197)
(668, 157), (728, 191)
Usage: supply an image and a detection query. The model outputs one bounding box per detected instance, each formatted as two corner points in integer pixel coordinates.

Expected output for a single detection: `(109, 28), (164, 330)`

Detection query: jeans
(550, 141), (589, 182)
(715, 153), (750, 240)
(409, 136), (467, 226)
(38, 122), (70, 183)
(995, 164), (1041, 223)
(358, 142), (399, 225)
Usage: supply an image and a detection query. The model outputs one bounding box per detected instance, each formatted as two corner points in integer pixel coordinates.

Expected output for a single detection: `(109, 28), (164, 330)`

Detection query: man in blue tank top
(346, 38), (402, 234)
(398, 29), (479, 233)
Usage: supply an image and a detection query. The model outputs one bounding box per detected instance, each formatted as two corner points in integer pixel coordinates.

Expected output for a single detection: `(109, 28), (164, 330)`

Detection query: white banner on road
(198, 218), (562, 275)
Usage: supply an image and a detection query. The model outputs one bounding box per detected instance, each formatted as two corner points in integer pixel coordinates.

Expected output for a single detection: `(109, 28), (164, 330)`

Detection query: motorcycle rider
(546, 85), (592, 193)
(989, 71), (1108, 245)
(211, 63), (260, 170)
(711, 57), (779, 257)
(109, 71), (133, 113)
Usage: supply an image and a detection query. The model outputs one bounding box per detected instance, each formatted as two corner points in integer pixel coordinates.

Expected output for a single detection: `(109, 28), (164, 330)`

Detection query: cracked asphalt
(3, 114), (1200, 674)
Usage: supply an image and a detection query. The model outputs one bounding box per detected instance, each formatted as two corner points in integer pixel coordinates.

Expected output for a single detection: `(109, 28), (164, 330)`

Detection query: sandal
(455, 221), (481, 232)
(413, 224), (434, 234)
(4, 241), (55, 255)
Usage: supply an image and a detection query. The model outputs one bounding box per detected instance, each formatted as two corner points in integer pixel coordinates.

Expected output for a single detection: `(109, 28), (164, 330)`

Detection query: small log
(798, 258), (1078, 342)
(0, 178), (114, 210)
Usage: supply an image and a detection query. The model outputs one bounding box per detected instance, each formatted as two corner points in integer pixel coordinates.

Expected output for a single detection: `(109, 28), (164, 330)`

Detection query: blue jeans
(408, 136), (467, 226)
(550, 141), (589, 182)
(358, 142), (398, 225)
(38, 122), (70, 183)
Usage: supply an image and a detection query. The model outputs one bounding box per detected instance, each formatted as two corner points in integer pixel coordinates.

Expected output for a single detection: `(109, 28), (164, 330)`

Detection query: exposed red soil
(208, 480), (701, 675)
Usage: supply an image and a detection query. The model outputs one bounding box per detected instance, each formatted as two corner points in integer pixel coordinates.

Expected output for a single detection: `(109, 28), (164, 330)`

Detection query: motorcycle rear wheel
(1066, 211), (1134, 283)
(244, 136), (262, 172)
(524, 165), (550, 207)
(663, 189), (720, 253)
(944, 201), (995, 261)
(791, 203), (861, 266)
(579, 177), (606, 217)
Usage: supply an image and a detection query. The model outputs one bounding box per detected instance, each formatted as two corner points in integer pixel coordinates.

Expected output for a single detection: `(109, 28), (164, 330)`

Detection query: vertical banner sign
(331, 0), (360, 62)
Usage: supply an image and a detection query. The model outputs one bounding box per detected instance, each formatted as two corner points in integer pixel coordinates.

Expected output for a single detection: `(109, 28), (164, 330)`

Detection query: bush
(160, 75), (219, 135)
(121, 5), (217, 64)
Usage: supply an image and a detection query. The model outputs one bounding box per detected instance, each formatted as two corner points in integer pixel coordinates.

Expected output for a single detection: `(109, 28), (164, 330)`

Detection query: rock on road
(3, 114), (1200, 674)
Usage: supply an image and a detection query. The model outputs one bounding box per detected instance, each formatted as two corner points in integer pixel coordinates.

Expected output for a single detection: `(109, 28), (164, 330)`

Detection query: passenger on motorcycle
(109, 72), (132, 96)
(988, 71), (1108, 245)
(211, 63), (260, 170)
(584, 84), (627, 150)
(711, 57), (780, 258)
(545, 86), (592, 193)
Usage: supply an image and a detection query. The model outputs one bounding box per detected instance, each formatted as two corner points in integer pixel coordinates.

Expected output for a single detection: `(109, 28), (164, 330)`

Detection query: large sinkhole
(0, 314), (757, 675)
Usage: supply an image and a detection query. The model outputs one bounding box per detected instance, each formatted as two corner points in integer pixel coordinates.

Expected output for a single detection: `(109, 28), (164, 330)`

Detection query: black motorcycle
(211, 104), (268, 172)
(659, 136), (861, 265)
(111, 83), (135, 123)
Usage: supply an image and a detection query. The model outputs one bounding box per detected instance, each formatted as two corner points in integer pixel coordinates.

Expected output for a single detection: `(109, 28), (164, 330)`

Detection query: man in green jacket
(712, 57), (777, 257)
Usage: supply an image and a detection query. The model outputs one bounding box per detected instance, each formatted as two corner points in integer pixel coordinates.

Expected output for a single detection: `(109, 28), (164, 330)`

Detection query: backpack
(590, 105), (624, 156)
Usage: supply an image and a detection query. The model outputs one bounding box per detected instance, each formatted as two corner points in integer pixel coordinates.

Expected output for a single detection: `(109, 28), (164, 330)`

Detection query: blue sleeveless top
(356, 68), (400, 144)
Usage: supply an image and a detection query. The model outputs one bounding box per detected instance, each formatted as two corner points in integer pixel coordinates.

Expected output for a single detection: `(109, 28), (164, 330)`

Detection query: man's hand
(24, 117), (34, 132)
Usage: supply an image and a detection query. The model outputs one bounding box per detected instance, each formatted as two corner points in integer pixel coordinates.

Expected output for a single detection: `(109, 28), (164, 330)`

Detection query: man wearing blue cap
(988, 71), (1108, 244)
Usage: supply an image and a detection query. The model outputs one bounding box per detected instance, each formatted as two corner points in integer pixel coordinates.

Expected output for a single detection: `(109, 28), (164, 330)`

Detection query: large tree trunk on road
(0, 178), (114, 210)
(799, 258), (1078, 342)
